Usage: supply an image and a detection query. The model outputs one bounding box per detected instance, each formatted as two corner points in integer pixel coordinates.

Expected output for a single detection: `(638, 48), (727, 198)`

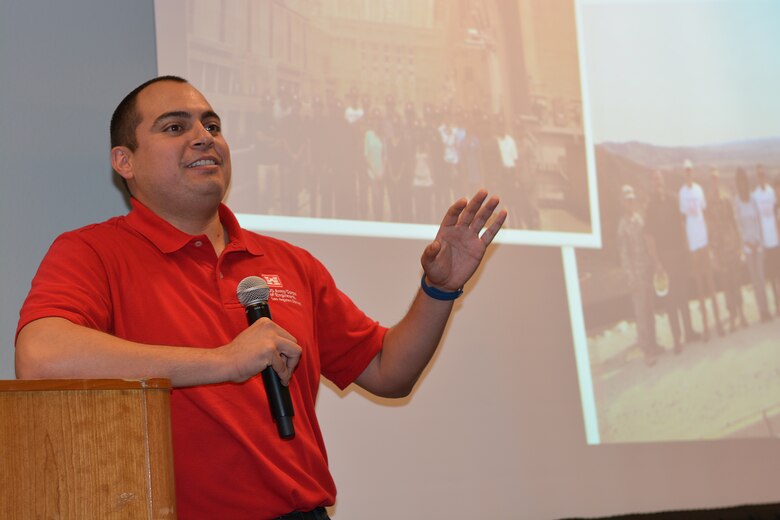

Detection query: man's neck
(138, 198), (228, 256)
(171, 211), (227, 256)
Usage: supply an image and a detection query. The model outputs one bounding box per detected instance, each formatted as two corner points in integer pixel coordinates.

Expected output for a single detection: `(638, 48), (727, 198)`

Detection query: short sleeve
(16, 232), (113, 342)
(307, 257), (387, 390)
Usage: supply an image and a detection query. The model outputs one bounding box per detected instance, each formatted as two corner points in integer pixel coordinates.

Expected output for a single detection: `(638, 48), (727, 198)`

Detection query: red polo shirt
(17, 198), (387, 518)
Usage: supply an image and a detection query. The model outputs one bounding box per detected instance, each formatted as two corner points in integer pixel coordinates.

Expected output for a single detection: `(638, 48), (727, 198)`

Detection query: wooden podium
(0, 379), (176, 519)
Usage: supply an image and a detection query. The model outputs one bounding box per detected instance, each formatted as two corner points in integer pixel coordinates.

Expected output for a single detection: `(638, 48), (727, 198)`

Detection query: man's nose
(191, 122), (215, 147)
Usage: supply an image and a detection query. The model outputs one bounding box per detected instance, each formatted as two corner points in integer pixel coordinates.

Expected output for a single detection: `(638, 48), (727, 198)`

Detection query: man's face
(114, 81), (231, 218)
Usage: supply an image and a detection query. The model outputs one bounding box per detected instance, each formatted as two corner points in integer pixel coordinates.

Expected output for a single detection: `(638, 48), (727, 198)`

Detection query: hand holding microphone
(236, 276), (297, 439)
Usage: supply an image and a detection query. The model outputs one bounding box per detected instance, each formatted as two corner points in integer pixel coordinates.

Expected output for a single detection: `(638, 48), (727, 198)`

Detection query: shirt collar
(125, 198), (263, 256)
(218, 203), (263, 256)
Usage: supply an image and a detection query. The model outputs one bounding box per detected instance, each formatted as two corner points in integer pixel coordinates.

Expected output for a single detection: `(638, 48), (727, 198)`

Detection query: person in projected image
(706, 169), (746, 331)
(383, 96), (414, 222)
(424, 102), (447, 222)
(14, 76), (507, 520)
(734, 168), (772, 323)
(328, 97), (354, 220)
(679, 160), (724, 341)
(437, 106), (464, 217)
(495, 115), (520, 228)
(752, 164), (780, 315)
(303, 95), (329, 218)
(362, 107), (387, 221)
(645, 170), (700, 353)
(617, 184), (662, 366)
(344, 87), (366, 220)
(462, 111), (486, 200)
(411, 121), (436, 224)
(278, 90), (306, 217)
(249, 93), (280, 215)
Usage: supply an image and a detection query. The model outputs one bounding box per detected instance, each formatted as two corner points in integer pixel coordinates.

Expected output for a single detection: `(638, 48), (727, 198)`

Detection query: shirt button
(219, 272), (224, 279)
(194, 240), (203, 247)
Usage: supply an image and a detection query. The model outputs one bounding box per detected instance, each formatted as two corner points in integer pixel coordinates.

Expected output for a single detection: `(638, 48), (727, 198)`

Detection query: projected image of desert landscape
(577, 0), (780, 443)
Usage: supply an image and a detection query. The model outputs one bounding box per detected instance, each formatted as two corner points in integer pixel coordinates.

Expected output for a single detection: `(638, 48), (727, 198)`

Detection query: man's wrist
(420, 275), (463, 301)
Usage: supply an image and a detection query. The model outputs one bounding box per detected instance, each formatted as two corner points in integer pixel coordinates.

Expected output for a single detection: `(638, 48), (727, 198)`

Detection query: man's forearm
(355, 190), (505, 398)
(16, 317), (236, 386)
(355, 288), (454, 398)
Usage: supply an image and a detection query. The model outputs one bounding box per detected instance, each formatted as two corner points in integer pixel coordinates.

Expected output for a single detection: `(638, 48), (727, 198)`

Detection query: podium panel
(0, 379), (176, 519)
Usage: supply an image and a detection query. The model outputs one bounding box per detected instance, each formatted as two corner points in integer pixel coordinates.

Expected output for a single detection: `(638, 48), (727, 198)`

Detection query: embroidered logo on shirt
(269, 288), (302, 306)
(262, 274), (283, 287)
(261, 274), (301, 306)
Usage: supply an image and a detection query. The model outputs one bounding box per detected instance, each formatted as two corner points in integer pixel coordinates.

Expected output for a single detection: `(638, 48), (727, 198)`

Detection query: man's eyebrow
(152, 110), (222, 127)
(202, 110), (221, 122)
(153, 111), (191, 127)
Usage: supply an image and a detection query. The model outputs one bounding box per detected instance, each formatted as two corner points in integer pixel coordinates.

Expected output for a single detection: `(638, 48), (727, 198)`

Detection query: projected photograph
(155, 0), (596, 245)
(574, 0), (780, 443)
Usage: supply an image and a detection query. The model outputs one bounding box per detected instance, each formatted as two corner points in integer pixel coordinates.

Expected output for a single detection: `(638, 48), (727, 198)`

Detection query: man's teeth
(189, 159), (217, 167)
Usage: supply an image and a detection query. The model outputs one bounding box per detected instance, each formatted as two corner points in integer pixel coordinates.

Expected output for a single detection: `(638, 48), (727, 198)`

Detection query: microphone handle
(245, 303), (295, 439)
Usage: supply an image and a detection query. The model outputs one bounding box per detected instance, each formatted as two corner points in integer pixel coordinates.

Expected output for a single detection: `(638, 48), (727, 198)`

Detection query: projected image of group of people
(579, 159), (780, 442)
(180, 0), (594, 237)
(231, 88), (553, 229)
(573, 0), (780, 443)
(617, 163), (778, 365)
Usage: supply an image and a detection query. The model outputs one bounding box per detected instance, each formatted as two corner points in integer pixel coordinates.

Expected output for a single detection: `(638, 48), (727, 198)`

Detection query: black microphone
(236, 276), (295, 439)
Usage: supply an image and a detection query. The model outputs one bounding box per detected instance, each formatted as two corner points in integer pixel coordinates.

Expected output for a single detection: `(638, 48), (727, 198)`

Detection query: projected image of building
(170, 0), (591, 236)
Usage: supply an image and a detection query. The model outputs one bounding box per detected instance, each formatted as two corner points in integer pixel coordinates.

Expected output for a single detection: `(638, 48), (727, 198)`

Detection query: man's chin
(185, 181), (228, 207)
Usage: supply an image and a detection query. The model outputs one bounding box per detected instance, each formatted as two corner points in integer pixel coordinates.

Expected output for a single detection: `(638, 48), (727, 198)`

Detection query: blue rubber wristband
(421, 275), (463, 301)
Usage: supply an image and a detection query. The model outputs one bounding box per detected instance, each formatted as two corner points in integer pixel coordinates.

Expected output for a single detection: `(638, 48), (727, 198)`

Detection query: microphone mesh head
(236, 276), (270, 307)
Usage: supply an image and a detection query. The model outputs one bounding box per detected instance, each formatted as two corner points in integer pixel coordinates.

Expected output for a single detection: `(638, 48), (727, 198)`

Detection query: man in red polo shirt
(15, 76), (506, 519)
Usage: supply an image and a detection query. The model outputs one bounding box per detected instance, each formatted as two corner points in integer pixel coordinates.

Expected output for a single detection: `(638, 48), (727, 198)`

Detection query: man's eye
(206, 123), (221, 134)
(165, 124), (183, 133)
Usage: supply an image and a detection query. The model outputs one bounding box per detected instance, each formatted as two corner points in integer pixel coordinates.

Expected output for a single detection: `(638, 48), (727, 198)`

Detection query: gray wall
(0, 0), (154, 375)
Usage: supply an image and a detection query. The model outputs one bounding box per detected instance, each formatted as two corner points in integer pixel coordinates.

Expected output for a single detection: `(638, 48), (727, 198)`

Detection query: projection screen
(155, 0), (780, 446)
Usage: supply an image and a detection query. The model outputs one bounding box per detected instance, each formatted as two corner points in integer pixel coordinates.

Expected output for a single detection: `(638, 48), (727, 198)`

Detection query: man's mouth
(187, 159), (218, 168)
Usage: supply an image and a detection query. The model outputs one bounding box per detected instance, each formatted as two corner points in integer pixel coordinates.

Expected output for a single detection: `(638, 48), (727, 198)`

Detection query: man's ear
(111, 146), (134, 181)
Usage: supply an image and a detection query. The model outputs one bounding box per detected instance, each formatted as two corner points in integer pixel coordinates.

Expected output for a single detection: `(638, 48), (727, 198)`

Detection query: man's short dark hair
(110, 75), (189, 151)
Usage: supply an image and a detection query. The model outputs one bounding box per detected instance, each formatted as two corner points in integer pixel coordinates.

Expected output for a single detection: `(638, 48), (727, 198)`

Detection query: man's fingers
(235, 319), (302, 384)
(456, 189), (489, 228)
(438, 197), (468, 229)
(469, 195), (501, 232)
(275, 333), (302, 359)
(479, 208), (508, 245)
(271, 352), (292, 385)
(440, 190), (505, 232)
(254, 317), (297, 343)
(273, 337), (302, 384)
